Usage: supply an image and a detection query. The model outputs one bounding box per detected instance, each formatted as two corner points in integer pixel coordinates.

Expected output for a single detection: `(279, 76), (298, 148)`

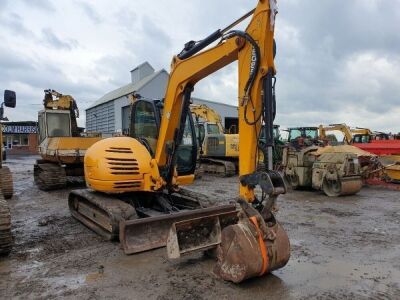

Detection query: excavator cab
(288, 127), (320, 148)
(130, 99), (197, 176)
(38, 110), (72, 142)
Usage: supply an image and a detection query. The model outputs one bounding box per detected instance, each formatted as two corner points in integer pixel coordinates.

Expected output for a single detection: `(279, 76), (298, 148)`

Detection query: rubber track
(199, 158), (236, 177)
(0, 195), (12, 256)
(0, 167), (13, 199)
(68, 189), (137, 240)
(34, 162), (67, 191)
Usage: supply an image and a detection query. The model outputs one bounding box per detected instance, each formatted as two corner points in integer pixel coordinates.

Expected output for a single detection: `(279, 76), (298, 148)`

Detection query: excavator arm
(43, 89), (79, 118)
(43, 89), (80, 137)
(155, 0), (279, 202)
(319, 124), (353, 144)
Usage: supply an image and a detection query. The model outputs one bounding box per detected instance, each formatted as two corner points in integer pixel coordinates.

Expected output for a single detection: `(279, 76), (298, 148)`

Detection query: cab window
(177, 116), (196, 175)
(47, 112), (71, 137)
(132, 101), (158, 139)
(207, 124), (220, 134)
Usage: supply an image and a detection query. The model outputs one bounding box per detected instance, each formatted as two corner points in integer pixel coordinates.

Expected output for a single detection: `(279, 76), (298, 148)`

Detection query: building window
(9, 134), (29, 146)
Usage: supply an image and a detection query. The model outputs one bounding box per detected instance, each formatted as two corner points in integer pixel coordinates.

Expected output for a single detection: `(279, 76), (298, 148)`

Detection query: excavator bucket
(166, 200), (291, 283)
(166, 210), (238, 259)
(167, 173), (288, 257)
(120, 204), (237, 254)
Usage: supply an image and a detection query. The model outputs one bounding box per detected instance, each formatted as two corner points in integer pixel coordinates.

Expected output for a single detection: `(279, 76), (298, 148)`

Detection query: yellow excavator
(319, 124), (353, 145)
(190, 104), (239, 176)
(34, 90), (101, 190)
(0, 90), (16, 255)
(69, 0), (289, 283)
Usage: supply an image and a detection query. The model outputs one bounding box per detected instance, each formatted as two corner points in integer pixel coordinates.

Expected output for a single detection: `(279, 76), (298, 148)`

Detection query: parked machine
(287, 126), (321, 148)
(259, 124), (284, 169)
(69, 1), (290, 283)
(34, 90), (101, 190)
(283, 127), (363, 196)
(190, 104), (238, 176)
(0, 90), (16, 255)
(319, 123), (400, 182)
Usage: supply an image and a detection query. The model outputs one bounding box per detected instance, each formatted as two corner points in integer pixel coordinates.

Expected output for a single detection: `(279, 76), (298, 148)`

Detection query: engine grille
(113, 181), (142, 189)
(105, 147), (133, 154)
(207, 137), (219, 151)
(105, 146), (140, 175)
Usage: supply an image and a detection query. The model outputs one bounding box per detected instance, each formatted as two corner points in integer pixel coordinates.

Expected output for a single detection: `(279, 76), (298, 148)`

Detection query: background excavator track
(0, 166), (13, 199)
(199, 158), (236, 177)
(34, 162), (67, 191)
(0, 195), (12, 256)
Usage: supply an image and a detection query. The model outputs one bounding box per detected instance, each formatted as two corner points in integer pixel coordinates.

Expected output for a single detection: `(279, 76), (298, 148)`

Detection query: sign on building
(2, 125), (38, 134)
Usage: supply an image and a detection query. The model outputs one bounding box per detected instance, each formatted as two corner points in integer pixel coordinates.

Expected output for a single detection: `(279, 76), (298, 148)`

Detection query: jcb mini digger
(69, 0), (290, 283)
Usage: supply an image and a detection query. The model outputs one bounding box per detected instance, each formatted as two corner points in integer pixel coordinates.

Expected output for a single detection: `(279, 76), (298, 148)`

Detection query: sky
(0, 0), (399, 132)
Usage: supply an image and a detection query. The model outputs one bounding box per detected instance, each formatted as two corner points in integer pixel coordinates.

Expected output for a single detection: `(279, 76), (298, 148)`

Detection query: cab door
(130, 99), (197, 176)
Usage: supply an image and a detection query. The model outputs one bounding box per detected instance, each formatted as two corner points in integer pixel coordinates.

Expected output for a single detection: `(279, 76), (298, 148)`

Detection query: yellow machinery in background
(319, 124), (353, 144)
(319, 123), (400, 182)
(190, 104), (239, 176)
(69, 0), (290, 283)
(0, 90), (16, 255)
(34, 90), (101, 190)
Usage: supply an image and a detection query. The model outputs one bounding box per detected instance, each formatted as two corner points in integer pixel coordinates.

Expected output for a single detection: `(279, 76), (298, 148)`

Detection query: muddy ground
(1, 155), (399, 299)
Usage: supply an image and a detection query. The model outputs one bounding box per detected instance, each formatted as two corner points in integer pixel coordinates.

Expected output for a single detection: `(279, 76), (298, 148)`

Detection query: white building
(86, 62), (238, 135)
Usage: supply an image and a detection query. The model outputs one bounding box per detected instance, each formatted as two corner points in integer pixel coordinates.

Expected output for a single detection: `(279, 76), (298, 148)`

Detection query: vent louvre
(110, 172), (140, 175)
(106, 157), (140, 175)
(113, 181), (141, 189)
(105, 150), (133, 153)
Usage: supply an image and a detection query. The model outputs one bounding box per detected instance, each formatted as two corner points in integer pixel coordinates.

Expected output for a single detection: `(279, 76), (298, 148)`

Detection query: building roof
(87, 69), (167, 110)
(192, 97), (238, 109)
(130, 61), (154, 73)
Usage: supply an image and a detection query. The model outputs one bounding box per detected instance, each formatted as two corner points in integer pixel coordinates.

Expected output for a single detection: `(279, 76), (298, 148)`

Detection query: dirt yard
(1, 155), (399, 299)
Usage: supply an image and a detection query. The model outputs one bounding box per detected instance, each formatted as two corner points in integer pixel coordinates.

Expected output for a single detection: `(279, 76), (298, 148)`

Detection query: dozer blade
(166, 210), (238, 259)
(120, 204), (237, 255)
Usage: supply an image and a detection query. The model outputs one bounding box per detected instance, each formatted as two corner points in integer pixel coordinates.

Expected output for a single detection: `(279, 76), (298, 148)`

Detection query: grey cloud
(114, 8), (137, 32)
(141, 17), (171, 49)
(0, 1), (9, 10)
(18, 0), (55, 12)
(0, 47), (106, 124)
(122, 17), (173, 70)
(94, 53), (138, 88)
(273, 0), (400, 122)
(0, 47), (35, 71)
(41, 28), (78, 50)
(0, 12), (35, 38)
(79, 2), (102, 24)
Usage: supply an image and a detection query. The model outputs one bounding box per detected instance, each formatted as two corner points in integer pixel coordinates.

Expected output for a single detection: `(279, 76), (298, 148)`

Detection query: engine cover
(85, 137), (153, 193)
